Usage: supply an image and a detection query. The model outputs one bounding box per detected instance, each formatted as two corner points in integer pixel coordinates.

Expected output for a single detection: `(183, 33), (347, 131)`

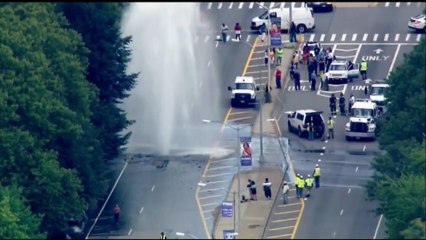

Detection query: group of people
(220, 22), (243, 43)
(245, 178), (274, 201)
(282, 164), (321, 204)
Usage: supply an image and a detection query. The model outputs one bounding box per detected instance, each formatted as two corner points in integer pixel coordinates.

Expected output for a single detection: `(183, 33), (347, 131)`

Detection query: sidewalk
(213, 35), (299, 239)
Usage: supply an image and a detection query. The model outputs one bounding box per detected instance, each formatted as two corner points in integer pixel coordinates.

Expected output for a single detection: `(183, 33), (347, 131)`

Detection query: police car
(228, 76), (259, 107)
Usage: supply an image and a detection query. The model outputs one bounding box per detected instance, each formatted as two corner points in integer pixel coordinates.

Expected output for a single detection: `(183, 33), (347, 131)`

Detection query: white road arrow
(373, 48), (383, 54)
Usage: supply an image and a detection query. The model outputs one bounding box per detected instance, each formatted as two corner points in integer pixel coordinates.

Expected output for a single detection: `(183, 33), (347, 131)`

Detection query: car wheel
(288, 122), (292, 132)
(297, 24), (307, 33)
(298, 127), (304, 138)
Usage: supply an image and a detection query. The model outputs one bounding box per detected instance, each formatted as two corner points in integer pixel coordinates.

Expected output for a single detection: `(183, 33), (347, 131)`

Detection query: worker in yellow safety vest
(276, 47), (284, 66)
(327, 117), (335, 139)
(313, 164), (321, 188)
(305, 174), (314, 197)
(297, 175), (305, 199)
(360, 59), (368, 80)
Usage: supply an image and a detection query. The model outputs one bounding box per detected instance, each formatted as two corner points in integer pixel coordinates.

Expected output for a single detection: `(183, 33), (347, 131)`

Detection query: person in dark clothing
(310, 72), (317, 91)
(247, 179), (257, 200)
(318, 58), (325, 76)
(293, 70), (301, 90)
(263, 178), (272, 199)
(290, 21), (297, 42)
(314, 45), (320, 58)
(113, 204), (120, 225)
(329, 93), (337, 116)
(308, 60), (315, 82)
(339, 93), (346, 116)
(311, 56), (318, 76)
(289, 63), (296, 81)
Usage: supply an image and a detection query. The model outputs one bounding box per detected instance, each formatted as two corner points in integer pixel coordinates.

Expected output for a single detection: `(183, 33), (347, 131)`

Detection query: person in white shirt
(282, 181), (290, 204)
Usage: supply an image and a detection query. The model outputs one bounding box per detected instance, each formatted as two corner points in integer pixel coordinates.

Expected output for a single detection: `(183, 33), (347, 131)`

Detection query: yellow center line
(195, 36), (259, 240)
(290, 199), (305, 239)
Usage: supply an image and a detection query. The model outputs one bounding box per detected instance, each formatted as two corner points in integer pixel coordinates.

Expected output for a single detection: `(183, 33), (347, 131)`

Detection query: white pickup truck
(228, 76), (259, 108)
(325, 60), (360, 83)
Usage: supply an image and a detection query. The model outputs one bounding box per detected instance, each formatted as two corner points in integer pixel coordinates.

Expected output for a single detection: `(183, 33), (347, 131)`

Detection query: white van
(250, 7), (315, 33)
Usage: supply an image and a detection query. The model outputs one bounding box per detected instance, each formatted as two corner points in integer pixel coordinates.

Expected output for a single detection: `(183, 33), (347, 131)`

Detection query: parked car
(305, 2), (334, 13)
(408, 14), (425, 32)
(286, 109), (325, 138)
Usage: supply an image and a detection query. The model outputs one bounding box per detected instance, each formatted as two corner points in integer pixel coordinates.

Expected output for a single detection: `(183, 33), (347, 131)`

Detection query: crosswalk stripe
(246, 35), (251, 42)
(249, 2), (254, 8)
(407, 2), (411, 6)
(417, 2), (421, 6)
(394, 34), (400, 41)
(269, 2), (275, 8)
(259, 2), (264, 8)
(330, 34), (336, 42)
(352, 34), (357, 41)
(362, 33), (368, 42)
(309, 34), (315, 42)
(384, 33), (389, 41)
(239, 2), (244, 9)
(405, 34), (411, 41)
(416, 34), (421, 42)
(320, 34), (325, 42)
(218, 2), (222, 9)
(207, 2), (212, 9)
(341, 34), (347, 41)
(373, 34), (378, 42)
(385, 2), (390, 7)
(226, 35), (230, 42)
(395, 2), (400, 7)
(291, 2), (296, 7)
(228, 2), (233, 9)
(204, 35), (210, 43)
(280, 2), (285, 8)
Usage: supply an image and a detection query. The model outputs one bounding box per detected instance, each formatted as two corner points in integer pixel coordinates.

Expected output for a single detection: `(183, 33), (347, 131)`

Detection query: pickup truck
(325, 60), (360, 83)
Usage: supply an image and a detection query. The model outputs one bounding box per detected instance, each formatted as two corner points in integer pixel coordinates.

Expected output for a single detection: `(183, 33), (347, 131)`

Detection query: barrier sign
(221, 201), (233, 217)
(270, 17), (282, 47)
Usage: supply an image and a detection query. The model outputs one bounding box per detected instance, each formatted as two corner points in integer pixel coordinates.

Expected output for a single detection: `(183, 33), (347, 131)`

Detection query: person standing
(113, 204), (121, 225)
(289, 62), (296, 81)
(295, 173), (300, 199)
(269, 48), (275, 66)
(310, 71), (317, 91)
(293, 70), (301, 91)
(314, 45), (321, 59)
(360, 59), (368, 80)
(247, 179), (257, 201)
(339, 93), (346, 116)
(293, 51), (299, 69)
(290, 21), (297, 42)
(297, 175), (305, 199)
(160, 232), (167, 239)
(313, 164), (321, 188)
(305, 174), (314, 197)
(275, 67), (282, 89)
(329, 93), (337, 116)
(263, 178), (272, 200)
(282, 181), (290, 204)
(308, 120), (314, 140)
(234, 22), (242, 41)
(276, 47), (283, 66)
(348, 94), (355, 115)
(302, 43), (310, 65)
(308, 57), (315, 82)
(327, 116), (335, 139)
(221, 23), (229, 43)
(264, 49), (269, 66)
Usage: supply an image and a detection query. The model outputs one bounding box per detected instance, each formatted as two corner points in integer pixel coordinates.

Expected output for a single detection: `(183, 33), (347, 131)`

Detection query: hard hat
(362, 59), (366, 61)
(315, 164), (319, 167)
(307, 174), (311, 177)
(300, 175), (304, 178)
(296, 173), (300, 176)
(284, 181), (287, 184)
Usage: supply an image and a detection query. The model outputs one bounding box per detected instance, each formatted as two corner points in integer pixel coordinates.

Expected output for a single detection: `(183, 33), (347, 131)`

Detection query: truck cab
(345, 99), (377, 141)
(325, 60), (360, 83)
(228, 76), (259, 108)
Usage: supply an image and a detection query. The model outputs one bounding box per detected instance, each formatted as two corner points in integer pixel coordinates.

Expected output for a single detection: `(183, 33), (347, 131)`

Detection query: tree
(58, 2), (138, 159)
(400, 218), (426, 239)
(0, 184), (45, 239)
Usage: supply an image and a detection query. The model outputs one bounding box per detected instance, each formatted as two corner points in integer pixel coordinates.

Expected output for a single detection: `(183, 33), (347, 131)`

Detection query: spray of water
(121, 3), (223, 156)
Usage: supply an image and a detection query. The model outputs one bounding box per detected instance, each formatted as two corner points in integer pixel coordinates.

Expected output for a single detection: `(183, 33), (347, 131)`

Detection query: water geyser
(121, 3), (223, 156)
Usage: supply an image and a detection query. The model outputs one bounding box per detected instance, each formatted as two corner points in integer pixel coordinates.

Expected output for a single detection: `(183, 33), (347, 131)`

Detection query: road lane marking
(227, 116), (253, 122)
(280, 2), (285, 8)
(341, 34), (347, 41)
(204, 172), (234, 178)
(407, 2), (411, 6)
(246, 35), (251, 42)
(200, 187), (226, 193)
(291, 196), (305, 240)
(249, 2), (254, 8)
(373, 34), (378, 42)
(218, 2), (222, 9)
(321, 183), (363, 189)
(199, 81), (203, 87)
(216, 41), (219, 48)
(151, 185), (155, 191)
(272, 217), (298, 223)
(202, 180), (227, 185)
(387, 44), (401, 78)
(354, 44), (362, 62)
(320, 34), (325, 42)
(259, 2), (264, 8)
(207, 60), (211, 67)
(204, 35), (210, 43)
(128, 229), (133, 236)
(340, 209), (344, 215)
(274, 209), (300, 215)
(210, 159), (233, 164)
(267, 233), (292, 239)
(362, 33), (368, 42)
(226, 35), (231, 42)
(385, 2), (389, 7)
(228, 2), (233, 9)
(201, 202), (219, 207)
(395, 2), (400, 7)
(355, 166), (359, 172)
(320, 153), (324, 156)
(330, 34), (336, 42)
(269, 2), (275, 8)
(348, 188), (351, 194)
(229, 110), (253, 115)
(208, 165), (234, 171)
(405, 34), (411, 41)
(363, 145), (366, 151)
(269, 226), (294, 231)
(199, 194), (223, 200)
(309, 34), (315, 42)
(394, 34), (400, 41)
(373, 214), (384, 239)
(248, 64), (266, 68)
(291, 2), (296, 7)
(207, 2), (212, 9)
(202, 208), (215, 213)
(416, 34), (421, 42)
(245, 70), (268, 75)
(384, 34), (389, 42)
(352, 34), (357, 42)
(333, 231), (337, 237)
(278, 202), (301, 207)
(139, 206), (144, 214)
(239, 2), (244, 8)
(322, 42), (417, 46)
(85, 160), (128, 239)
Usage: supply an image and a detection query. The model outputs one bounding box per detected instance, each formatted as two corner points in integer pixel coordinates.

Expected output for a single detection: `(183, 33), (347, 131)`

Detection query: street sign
(221, 201), (233, 217)
(240, 137), (252, 166)
(223, 230), (236, 239)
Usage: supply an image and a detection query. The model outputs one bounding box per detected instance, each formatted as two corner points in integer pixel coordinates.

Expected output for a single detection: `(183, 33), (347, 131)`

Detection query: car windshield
(329, 64), (346, 71)
(236, 83), (254, 90)
(352, 108), (373, 117)
(371, 86), (385, 95)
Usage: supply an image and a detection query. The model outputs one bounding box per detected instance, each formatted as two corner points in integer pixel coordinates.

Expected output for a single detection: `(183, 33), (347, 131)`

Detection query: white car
(325, 60), (360, 83)
(228, 76), (259, 108)
(345, 99), (378, 141)
(286, 109), (325, 138)
(368, 80), (390, 113)
(408, 14), (425, 32)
